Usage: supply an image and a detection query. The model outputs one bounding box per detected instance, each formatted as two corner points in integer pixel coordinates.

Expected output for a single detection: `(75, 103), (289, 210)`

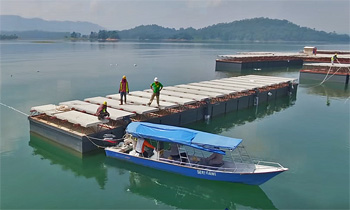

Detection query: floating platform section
(300, 63), (350, 84)
(128, 91), (196, 105)
(216, 53), (303, 72)
(28, 75), (298, 154)
(216, 47), (350, 72)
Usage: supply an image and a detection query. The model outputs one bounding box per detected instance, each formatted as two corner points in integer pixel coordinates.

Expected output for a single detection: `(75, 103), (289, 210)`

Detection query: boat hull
(105, 149), (285, 185)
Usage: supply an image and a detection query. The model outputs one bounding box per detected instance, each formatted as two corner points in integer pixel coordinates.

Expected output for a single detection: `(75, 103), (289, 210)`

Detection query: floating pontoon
(29, 75), (298, 153)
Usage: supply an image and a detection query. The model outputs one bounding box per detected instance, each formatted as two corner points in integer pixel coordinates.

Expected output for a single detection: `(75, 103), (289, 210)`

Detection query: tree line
(0, 34), (18, 40)
(7, 17), (345, 42)
(69, 30), (120, 41)
(77, 18), (349, 42)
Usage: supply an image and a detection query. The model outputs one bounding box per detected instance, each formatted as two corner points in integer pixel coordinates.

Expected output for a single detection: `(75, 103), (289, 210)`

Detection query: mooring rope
(0, 102), (29, 117)
(317, 59), (350, 86)
(84, 135), (107, 149)
(315, 65), (333, 86)
(309, 61), (345, 88)
(344, 97), (350, 104)
(319, 66), (344, 85)
(0, 101), (125, 149)
(84, 134), (125, 149)
(86, 135), (124, 141)
(337, 60), (350, 72)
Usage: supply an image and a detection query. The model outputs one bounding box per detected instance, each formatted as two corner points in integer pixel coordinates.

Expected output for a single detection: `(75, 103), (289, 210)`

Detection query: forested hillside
(117, 18), (349, 42)
(2, 16), (348, 42)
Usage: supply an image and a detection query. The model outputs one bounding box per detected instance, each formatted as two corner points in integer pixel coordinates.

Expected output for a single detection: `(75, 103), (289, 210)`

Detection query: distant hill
(118, 25), (177, 40)
(1, 16), (348, 42)
(118, 18), (349, 42)
(195, 18), (349, 42)
(0, 15), (105, 34)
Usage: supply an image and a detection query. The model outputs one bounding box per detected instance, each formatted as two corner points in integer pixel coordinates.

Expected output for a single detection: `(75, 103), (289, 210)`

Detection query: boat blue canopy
(126, 122), (242, 154)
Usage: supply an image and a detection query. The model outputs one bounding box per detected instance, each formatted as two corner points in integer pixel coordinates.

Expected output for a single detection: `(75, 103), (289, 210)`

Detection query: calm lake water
(1, 41), (349, 210)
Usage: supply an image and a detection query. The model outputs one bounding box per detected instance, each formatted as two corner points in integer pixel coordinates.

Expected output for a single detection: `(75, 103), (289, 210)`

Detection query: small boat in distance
(105, 122), (288, 185)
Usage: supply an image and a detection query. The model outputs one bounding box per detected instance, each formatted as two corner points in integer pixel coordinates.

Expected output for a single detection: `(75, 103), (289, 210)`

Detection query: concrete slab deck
(147, 89), (209, 101)
(303, 63), (350, 68)
(219, 78), (271, 88)
(177, 84), (235, 95)
(164, 86), (225, 98)
(60, 101), (136, 120)
(54, 110), (107, 127)
(129, 91), (196, 105)
(198, 81), (249, 92)
(84, 96), (159, 114)
(106, 94), (179, 109)
(30, 104), (65, 116)
(59, 100), (90, 106)
(241, 75), (297, 83)
(210, 79), (258, 90)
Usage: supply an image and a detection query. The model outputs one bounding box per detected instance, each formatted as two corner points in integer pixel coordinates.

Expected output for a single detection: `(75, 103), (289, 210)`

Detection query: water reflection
(105, 159), (277, 210)
(215, 66), (301, 78)
(189, 95), (296, 134)
(300, 79), (350, 99)
(29, 133), (108, 189)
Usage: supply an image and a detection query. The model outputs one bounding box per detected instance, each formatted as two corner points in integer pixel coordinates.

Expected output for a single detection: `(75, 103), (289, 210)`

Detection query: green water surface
(1, 41), (349, 209)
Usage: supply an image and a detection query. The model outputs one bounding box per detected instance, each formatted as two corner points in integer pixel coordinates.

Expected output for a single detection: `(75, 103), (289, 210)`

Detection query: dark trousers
(98, 112), (109, 120)
(138, 150), (153, 158)
(120, 92), (126, 104)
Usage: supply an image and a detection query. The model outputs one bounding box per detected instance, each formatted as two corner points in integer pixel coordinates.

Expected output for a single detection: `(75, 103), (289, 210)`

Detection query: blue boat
(105, 122), (288, 185)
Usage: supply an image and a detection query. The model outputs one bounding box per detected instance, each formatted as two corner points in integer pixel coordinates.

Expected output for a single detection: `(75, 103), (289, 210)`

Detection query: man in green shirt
(147, 77), (163, 107)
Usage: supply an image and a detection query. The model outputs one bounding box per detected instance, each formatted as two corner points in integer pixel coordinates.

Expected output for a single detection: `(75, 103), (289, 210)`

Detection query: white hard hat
(154, 77), (158, 82)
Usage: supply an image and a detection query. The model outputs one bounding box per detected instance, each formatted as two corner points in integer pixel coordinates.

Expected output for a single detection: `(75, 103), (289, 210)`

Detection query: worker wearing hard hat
(119, 75), (129, 105)
(96, 101), (110, 120)
(147, 77), (163, 107)
(331, 53), (338, 65)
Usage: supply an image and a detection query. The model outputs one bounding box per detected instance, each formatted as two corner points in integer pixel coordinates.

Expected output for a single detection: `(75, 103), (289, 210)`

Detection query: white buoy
(134, 64), (137, 67)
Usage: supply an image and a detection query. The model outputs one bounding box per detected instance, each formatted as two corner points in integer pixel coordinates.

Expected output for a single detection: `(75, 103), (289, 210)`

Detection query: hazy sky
(1, 0), (349, 34)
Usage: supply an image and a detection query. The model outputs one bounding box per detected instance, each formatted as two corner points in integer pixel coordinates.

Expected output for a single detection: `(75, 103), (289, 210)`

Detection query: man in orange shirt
(135, 138), (155, 157)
